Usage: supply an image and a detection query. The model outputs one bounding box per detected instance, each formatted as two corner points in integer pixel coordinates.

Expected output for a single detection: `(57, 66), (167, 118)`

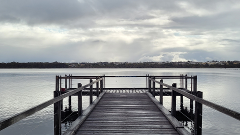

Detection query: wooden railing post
(191, 76), (197, 120)
(96, 77), (99, 97)
(190, 76), (194, 120)
(160, 79), (163, 105)
(182, 74), (187, 111)
(148, 77), (151, 93)
(60, 75), (62, 90)
(78, 83), (82, 116)
(69, 97), (72, 111)
(153, 76), (155, 97)
(180, 95), (183, 110)
(65, 75), (71, 111)
(185, 74), (187, 89)
(69, 75), (72, 111)
(195, 91), (203, 135)
(54, 76), (61, 135)
(104, 74), (106, 89)
(146, 74), (148, 88)
(180, 75), (184, 110)
(171, 83), (177, 117)
(60, 76), (63, 111)
(100, 77), (103, 93)
(90, 79), (93, 104)
(68, 74), (71, 89)
(54, 91), (61, 135)
(65, 74), (67, 89)
(193, 76), (197, 94)
(71, 74), (73, 88)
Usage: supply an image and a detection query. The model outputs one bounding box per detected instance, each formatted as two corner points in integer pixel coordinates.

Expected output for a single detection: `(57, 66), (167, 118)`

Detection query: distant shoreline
(1, 61), (240, 68)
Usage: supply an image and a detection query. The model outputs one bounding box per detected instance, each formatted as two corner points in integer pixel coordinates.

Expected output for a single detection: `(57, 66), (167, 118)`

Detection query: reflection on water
(0, 68), (240, 135)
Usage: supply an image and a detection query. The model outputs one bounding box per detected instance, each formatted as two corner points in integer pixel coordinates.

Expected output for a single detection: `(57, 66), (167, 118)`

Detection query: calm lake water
(1, 68), (240, 135)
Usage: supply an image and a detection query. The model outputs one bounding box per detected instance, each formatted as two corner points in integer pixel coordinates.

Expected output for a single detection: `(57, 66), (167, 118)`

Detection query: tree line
(75, 62), (240, 68)
(0, 62), (68, 68)
(1, 61), (240, 68)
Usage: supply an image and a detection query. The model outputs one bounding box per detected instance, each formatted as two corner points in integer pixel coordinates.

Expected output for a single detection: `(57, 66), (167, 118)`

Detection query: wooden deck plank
(77, 129), (179, 134)
(75, 93), (181, 135)
(75, 133), (178, 135)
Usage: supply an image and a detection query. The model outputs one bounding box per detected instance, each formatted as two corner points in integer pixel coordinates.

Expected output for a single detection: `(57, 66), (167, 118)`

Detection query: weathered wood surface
(75, 93), (180, 135)
(63, 89), (189, 96)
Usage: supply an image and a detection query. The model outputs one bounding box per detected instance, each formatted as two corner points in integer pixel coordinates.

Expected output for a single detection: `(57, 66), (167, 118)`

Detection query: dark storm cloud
(171, 10), (240, 30)
(0, 15), (20, 23)
(0, 0), (181, 28)
(221, 39), (240, 44)
(0, 0), (238, 28)
(0, 0), (98, 27)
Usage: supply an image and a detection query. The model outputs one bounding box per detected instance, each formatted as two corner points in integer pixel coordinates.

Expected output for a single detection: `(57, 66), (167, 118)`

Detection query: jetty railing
(0, 76), (104, 135)
(148, 76), (240, 135)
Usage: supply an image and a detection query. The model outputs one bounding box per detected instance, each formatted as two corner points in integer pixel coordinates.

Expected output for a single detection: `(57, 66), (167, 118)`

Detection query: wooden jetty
(66, 92), (188, 135)
(1, 74), (240, 135)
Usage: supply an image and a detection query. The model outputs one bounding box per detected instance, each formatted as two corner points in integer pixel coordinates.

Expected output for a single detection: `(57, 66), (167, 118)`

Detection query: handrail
(59, 75), (192, 79)
(149, 78), (240, 121)
(0, 78), (103, 131)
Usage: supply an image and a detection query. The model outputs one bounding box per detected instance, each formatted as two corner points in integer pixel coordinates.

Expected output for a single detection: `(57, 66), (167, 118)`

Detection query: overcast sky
(0, 0), (240, 62)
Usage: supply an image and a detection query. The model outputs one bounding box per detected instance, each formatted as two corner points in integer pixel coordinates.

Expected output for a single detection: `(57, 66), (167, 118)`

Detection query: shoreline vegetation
(0, 61), (240, 68)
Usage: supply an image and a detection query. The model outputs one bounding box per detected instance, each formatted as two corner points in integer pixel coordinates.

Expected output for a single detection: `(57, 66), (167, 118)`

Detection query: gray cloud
(171, 10), (240, 30)
(0, 0), (98, 28)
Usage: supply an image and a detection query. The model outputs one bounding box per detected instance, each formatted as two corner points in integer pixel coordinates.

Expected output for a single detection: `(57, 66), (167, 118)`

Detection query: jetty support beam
(171, 83), (177, 117)
(90, 79), (93, 104)
(160, 79), (163, 105)
(78, 83), (82, 116)
(195, 91), (203, 135)
(54, 76), (61, 135)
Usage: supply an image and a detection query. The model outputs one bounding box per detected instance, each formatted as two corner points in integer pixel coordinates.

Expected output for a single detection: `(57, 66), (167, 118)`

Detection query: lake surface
(0, 68), (240, 135)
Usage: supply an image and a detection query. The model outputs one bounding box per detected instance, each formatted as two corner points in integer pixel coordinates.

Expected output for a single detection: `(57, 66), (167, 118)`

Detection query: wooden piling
(193, 76), (197, 94)
(71, 74), (73, 88)
(180, 95), (183, 110)
(96, 77), (99, 97)
(60, 76), (63, 110)
(69, 96), (72, 111)
(104, 74), (105, 88)
(65, 74), (67, 89)
(153, 76), (155, 97)
(60, 75), (61, 90)
(184, 75), (188, 109)
(146, 74), (148, 88)
(180, 75), (184, 110)
(190, 76), (193, 120)
(78, 83), (82, 116)
(68, 75), (72, 111)
(90, 79), (93, 104)
(148, 77), (151, 93)
(185, 74), (187, 89)
(171, 83), (177, 117)
(55, 75), (59, 92)
(100, 78), (103, 93)
(160, 79), (163, 105)
(54, 91), (61, 135)
(195, 91), (203, 135)
(192, 76), (197, 120)
(54, 76), (61, 135)
(69, 74), (71, 89)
